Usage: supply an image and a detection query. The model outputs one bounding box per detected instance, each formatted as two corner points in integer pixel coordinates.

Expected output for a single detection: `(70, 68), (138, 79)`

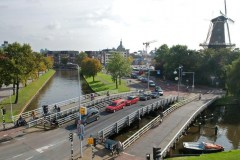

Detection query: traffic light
(69, 133), (73, 142)
(42, 105), (48, 114)
(153, 147), (161, 160)
(93, 138), (98, 147)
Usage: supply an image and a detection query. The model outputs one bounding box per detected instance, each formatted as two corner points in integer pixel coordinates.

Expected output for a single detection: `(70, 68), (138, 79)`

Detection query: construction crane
(143, 40), (157, 54)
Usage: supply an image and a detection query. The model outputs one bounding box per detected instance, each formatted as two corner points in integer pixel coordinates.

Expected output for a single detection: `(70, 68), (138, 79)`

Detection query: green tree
(81, 57), (102, 82)
(106, 53), (131, 89)
(76, 52), (88, 66)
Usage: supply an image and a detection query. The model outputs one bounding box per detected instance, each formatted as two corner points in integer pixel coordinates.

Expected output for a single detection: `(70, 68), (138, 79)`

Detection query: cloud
(45, 21), (61, 30)
(0, 5), (8, 9)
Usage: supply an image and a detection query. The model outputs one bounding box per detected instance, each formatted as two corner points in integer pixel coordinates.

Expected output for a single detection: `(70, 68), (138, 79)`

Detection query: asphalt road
(0, 94), (167, 160)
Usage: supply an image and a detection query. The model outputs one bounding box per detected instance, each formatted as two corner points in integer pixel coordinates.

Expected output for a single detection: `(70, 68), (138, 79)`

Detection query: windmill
(200, 0), (235, 49)
(143, 40), (157, 54)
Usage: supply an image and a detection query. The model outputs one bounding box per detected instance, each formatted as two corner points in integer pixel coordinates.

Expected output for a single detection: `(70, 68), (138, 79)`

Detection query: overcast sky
(0, 0), (239, 52)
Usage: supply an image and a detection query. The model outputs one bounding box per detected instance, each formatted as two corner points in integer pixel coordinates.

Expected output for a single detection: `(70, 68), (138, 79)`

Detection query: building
(0, 41), (9, 49)
(44, 50), (79, 66)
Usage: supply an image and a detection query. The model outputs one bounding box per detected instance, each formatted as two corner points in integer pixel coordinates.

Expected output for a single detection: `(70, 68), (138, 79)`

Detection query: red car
(105, 99), (126, 113)
(125, 95), (139, 106)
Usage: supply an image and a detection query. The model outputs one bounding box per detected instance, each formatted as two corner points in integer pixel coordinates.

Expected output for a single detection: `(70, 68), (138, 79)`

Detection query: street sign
(157, 70), (160, 75)
(79, 106), (87, 115)
(88, 137), (94, 145)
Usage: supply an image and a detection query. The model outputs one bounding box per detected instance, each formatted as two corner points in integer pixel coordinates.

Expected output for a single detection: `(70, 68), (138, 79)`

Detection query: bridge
(0, 89), (223, 160)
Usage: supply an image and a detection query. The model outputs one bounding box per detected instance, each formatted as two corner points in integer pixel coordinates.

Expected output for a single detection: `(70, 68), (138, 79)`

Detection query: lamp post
(147, 69), (150, 90)
(9, 90), (13, 122)
(174, 65), (183, 97)
(76, 64), (83, 158)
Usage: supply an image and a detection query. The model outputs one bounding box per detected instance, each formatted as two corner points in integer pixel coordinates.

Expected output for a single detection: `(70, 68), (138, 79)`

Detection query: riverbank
(167, 149), (240, 160)
(0, 69), (56, 122)
(84, 72), (130, 93)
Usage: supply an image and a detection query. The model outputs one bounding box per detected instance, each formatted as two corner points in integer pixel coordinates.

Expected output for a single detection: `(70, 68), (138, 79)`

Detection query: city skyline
(0, 0), (239, 52)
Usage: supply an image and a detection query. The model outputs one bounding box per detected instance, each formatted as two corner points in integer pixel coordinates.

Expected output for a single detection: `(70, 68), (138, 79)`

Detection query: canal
(26, 69), (91, 111)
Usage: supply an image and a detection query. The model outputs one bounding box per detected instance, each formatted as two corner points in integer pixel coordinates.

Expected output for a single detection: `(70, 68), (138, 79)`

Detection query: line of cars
(75, 86), (164, 126)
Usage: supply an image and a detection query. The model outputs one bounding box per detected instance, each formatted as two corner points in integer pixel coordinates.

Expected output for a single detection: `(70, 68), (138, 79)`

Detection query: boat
(183, 142), (224, 154)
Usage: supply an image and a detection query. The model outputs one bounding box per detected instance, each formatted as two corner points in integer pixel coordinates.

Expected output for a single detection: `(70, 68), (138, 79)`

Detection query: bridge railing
(26, 91), (139, 128)
(97, 96), (178, 141)
(121, 94), (197, 150)
(12, 90), (119, 122)
(160, 95), (220, 158)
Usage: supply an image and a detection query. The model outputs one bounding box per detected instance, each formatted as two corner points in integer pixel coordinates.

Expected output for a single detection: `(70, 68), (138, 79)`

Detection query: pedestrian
(54, 105), (57, 113)
(91, 93), (94, 100)
(199, 94), (202, 100)
(107, 91), (110, 96)
(116, 141), (123, 154)
(31, 111), (36, 120)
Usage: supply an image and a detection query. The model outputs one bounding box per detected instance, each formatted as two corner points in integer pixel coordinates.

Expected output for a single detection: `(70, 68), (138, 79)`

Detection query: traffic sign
(79, 106), (87, 115)
(88, 137), (94, 145)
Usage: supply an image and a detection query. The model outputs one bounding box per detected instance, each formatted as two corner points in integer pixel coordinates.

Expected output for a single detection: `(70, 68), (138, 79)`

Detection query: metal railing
(12, 90), (119, 122)
(26, 91), (138, 128)
(121, 94), (198, 150)
(160, 95), (220, 158)
(97, 96), (178, 141)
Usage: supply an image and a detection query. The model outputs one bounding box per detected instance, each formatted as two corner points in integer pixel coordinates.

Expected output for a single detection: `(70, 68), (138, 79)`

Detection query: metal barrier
(121, 94), (198, 150)
(97, 96), (178, 140)
(160, 95), (220, 158)
(13, 90), (119, 122)
(27, 91), (139, 128)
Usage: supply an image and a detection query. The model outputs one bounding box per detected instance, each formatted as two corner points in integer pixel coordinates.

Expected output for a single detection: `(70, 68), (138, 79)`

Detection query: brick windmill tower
(200, 0), (235, 49)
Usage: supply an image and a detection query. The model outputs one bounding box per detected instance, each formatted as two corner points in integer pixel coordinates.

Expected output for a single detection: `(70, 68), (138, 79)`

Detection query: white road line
(122, 152), (135, 157)
(3, 134), (8, 137)
(25, 156), (33, 160)
(16, 137), (25, 140)
(2, 141), (10, 144)
(13, 154), (23, 158)
(36, 144), (54, 153)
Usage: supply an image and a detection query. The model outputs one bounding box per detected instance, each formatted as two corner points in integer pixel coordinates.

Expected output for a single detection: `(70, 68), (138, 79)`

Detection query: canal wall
(20, 70), (56, 114)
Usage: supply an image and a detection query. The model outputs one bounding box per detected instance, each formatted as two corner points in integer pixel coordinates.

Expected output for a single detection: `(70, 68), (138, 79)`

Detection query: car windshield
(110, 102), (117, 106)
(127, 96), (134, 100)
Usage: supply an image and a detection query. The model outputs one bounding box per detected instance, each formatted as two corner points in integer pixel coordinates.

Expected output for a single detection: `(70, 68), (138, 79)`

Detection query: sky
(0, 0), (239, 53)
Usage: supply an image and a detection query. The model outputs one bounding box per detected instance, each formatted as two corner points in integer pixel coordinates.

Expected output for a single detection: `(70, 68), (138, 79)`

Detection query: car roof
(113, 99), (125, 103)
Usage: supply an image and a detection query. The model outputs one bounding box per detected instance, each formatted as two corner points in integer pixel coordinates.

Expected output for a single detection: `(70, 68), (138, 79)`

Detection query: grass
(213, 95), (240, 106)
(166, 150), (240, 160)
(0, 69), (56, 122)
(85, 72), (130, 93)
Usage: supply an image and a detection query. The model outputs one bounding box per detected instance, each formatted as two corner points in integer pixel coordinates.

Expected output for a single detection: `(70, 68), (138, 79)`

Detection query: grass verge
(0, 69), (56, 122)
(85, 72), (130, 93)
(167, 150), (240, 160)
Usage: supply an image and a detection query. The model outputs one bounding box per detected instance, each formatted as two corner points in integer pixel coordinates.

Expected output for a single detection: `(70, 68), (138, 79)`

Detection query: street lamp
(182, 72), (195, 91)
(174, 65), (183, 97)
(9, 90), (13, 122)
(76, 64), (83, 158)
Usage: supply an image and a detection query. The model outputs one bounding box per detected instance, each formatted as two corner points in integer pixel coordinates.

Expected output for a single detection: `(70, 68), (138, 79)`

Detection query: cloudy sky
(0, 0), (239, 52)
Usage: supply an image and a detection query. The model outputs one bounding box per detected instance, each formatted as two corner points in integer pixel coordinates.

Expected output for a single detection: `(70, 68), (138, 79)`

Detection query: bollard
(215, 126), (218, 135)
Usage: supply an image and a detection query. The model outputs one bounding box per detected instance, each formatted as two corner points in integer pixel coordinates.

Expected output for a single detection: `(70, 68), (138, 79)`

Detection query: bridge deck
(116, 93), (216, 159)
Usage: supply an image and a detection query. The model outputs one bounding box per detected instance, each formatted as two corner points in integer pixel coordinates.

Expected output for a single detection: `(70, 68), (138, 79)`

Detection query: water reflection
(173, 104), (240, 154)
(26, 69), (83, 111)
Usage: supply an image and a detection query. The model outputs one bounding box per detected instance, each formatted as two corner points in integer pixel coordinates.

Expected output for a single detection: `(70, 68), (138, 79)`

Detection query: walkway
(115, 93), (218, 159)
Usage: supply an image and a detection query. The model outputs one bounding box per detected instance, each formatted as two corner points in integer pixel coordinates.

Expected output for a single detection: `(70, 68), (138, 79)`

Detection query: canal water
(111, 103), (240, 153)
(26, 69), (87, 111)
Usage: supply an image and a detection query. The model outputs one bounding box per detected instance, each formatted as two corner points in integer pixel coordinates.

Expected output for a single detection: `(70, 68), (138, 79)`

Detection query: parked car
(105, 99), (126, 113)
(155, 86), (163, 96)
(125, 95), (139, 106)
(139, 93), (151, 101)
(150, 92), (160, 99)
(141, 78), (148, 83)
(149, 81), (156, 87)
(75, 108), (100, 126)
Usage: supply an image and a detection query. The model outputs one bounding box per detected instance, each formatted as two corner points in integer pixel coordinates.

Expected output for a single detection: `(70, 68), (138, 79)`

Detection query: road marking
(122, 152), (135, 157)
(13, 154), (23, 158)
(2, 141), (10, 144)
(3, 134), (8, 137)
(36, 144), (54, 153)
(16, 137), (25, 140)
(25, 156), (33, 160)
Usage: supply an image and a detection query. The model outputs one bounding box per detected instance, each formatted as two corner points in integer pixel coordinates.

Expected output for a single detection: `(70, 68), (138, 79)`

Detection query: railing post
(116, 122), (118, 133)
(128, 116), (130, 126)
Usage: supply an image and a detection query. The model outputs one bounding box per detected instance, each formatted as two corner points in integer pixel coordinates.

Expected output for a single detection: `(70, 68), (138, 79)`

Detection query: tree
(106, 53), (131, 89)
(226, 56), (240, 95)
(76, 52), (88, 66)
(81, 57), (102, 82)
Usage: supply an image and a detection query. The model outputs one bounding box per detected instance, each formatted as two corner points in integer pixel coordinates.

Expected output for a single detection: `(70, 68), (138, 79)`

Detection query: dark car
(141, 78), (148, 83)
(155, 86), (163, 96)
(125, 95), (139, 105)
(75, 108), (100, 126)
(150, 92), (160, 99)
(139, 93), (151, 101)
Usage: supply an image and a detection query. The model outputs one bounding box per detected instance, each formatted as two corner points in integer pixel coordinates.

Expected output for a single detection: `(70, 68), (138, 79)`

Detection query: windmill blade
(224, 0), (227, 16)
(226, 22), (231, 44)
(228, 18), (235, 23)
(220, 10), (225, 16)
